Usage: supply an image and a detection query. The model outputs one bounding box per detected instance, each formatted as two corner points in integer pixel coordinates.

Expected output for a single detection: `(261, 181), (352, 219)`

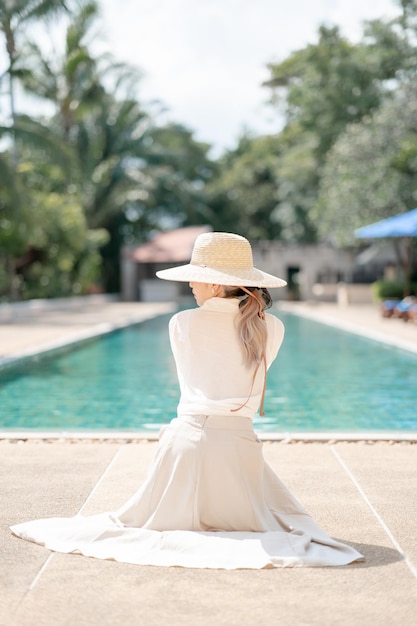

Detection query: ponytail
(222, 286), (272, 368)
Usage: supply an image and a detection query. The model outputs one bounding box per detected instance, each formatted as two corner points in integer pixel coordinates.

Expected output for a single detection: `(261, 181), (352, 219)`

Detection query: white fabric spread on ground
(11, 415), (363, 568)
(11, 299), (364, 569)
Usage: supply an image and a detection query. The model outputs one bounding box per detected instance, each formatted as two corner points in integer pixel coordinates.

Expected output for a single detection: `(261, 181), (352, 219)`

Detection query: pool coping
(1, 430), (416, 442)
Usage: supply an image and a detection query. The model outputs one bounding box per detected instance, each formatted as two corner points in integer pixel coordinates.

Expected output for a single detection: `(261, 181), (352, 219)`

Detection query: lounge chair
(381, 299), (400, 318)
(408, 303), (417, 324)
(393, 296), (417, 322)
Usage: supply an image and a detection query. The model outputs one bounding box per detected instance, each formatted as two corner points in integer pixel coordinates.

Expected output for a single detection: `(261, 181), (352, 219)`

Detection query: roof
(130, 226), (212, 263)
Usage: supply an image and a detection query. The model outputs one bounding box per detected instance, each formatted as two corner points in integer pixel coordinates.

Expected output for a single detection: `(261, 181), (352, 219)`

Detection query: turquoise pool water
(0, 311), (415, 433)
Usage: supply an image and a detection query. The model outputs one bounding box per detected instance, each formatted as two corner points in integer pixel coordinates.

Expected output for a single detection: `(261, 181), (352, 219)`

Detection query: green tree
(98, 121), (216, 292)
(264, 25), (393, 157)
(0, 0), (73, 298)
(206, 134), (284, 240)
(262, 13), (416, 244)
(315, 82), (417, 247)
(17, 190), (108, 299)
(143, 123), (215, 228)
(76, 94), (153, 291)
(0, 1), (151, 295)
(0, 112), (77, 299)
(21, 0), (104, 139)
(2, 0), (215, 294)
(0, 122), (108, 299)
(0, 151), (29, 297)
(0, 0), (69, 142)
(271, 126), (319, 243)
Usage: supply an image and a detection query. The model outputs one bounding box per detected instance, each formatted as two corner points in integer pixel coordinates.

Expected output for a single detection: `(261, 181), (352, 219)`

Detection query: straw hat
(156, 232), (287, 288)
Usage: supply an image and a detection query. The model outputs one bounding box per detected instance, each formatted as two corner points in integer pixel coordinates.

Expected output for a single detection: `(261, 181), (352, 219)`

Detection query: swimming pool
(0, 311), (415, 433)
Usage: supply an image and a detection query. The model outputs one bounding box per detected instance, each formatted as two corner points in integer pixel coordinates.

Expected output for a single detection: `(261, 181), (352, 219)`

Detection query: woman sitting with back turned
(11, 232), (363, 569)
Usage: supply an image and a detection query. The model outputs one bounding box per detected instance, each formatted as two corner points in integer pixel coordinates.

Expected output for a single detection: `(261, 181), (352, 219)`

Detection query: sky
(95, 0), (400, 155)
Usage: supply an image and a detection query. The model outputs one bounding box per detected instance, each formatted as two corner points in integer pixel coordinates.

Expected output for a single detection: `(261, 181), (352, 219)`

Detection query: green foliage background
(1, 0), (417, 300)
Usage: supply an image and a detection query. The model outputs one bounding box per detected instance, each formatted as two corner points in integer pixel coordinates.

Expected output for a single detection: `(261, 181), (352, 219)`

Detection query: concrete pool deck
(1, 300), (417, 625)
(279, 300), (417, 355)
(0, 300), (176, 368)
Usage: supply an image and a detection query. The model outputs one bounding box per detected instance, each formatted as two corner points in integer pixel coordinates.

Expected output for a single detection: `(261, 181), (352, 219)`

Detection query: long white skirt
(10, 415), (364, 569)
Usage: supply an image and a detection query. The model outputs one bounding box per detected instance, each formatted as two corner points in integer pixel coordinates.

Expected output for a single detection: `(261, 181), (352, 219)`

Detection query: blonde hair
(222, 286), (271, 367)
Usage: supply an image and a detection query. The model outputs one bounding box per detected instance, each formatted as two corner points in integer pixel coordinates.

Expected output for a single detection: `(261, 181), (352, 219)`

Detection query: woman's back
(169, 297), (284, 418)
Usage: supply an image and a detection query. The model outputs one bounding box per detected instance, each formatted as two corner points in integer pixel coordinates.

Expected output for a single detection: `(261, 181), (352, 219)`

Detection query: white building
(121, 227), (397, 304)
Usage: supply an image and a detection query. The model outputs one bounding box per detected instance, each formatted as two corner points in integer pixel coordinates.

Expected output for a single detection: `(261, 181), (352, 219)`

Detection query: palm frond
(66, 0), (99, 52)
(0, 115), (75, 171)
(0, 152), (22, 204)
(19, 0), (69, 24)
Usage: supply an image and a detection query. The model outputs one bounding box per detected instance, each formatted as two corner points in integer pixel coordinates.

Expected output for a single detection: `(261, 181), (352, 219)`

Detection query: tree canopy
(1, 0), (417, 299)
(315, 82), (417, 246)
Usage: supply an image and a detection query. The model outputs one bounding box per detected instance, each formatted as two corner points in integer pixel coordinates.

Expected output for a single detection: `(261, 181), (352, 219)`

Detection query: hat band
(190, 261), (254, 270)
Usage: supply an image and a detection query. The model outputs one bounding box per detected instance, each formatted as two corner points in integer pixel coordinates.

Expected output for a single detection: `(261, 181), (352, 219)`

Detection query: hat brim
(156, 264), (287, 288)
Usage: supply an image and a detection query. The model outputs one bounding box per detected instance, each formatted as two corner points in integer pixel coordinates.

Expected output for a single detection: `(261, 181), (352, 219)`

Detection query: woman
(11, 232), (363, 568)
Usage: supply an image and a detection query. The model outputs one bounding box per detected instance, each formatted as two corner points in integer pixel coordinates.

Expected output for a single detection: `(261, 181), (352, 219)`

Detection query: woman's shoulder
(169, 307), (198, 327)
(265, 311), (285, 332)
(265, 312), (285, 345)
(265, 312), (285, 358)
(169, 308), (202, 344)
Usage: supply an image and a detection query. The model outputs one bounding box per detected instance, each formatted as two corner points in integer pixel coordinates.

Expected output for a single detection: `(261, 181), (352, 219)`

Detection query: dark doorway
(287, 266), (301, 300)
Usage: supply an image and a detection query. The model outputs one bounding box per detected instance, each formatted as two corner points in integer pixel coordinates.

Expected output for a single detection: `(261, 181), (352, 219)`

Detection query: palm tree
(22, 0), (104, 138)
(18, 0), (151, 228)
(0, 2), (78, 299)
(0, 0), (69, 158)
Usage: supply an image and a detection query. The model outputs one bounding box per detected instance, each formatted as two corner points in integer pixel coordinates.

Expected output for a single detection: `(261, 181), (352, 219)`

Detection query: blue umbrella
(355, 207), (417, 238)
(355, 208), (417, 296)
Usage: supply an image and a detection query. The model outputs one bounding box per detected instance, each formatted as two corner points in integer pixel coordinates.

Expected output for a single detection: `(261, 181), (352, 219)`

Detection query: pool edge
(1, 430), (416, 443)
(0, 303), (176, 372)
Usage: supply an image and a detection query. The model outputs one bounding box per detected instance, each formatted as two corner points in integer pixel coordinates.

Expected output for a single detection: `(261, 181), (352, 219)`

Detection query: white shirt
(169, 297), (285, 419)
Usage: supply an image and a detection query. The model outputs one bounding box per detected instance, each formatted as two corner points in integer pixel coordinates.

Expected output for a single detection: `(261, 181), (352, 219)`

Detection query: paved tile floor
(1, 440), (416, 626)
(1, 300), (416, 625)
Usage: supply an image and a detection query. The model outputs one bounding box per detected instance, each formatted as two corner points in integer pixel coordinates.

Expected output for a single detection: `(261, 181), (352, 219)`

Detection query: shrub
(372, 279), (417, 301)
